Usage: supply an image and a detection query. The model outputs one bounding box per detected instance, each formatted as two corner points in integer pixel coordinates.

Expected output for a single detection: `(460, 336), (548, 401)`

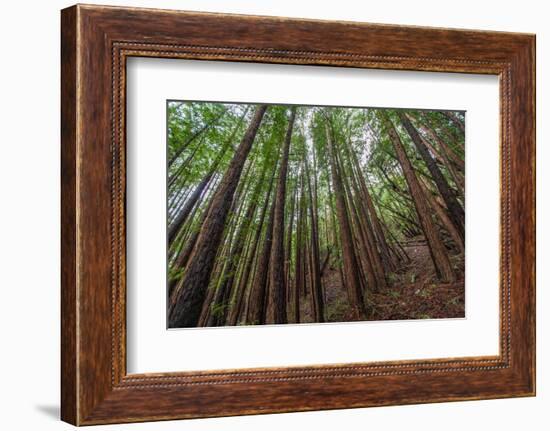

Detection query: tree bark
(207, 163), (268, 326)
(167, 109), (248, 243)
(293, 173), (305, 323)
(246, 188), (276, 325)
(168, 179), (218, 298)
(168, 105), (268, 327)
(269, 107), (296, 324)
(422, 113), (465, 172)
(284, 180), (298, 303)
(399, 113), (465, 241)
(382, 112), (455, 282)
(199, 171), (252, 326)
(349, 144), (395, 272)
(420, 178), (464, 255)
(325, 120), (368, 318)
(343, 143), (387, 290)
(303, 143), (325, 322)
(227, 164), (277, 326)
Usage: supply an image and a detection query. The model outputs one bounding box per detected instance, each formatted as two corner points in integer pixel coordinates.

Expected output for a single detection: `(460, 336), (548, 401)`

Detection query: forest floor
(299, 238), (465, 323)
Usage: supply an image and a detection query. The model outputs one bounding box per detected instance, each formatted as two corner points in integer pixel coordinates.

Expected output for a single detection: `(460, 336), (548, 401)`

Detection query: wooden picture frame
(61, 4), (535, 425)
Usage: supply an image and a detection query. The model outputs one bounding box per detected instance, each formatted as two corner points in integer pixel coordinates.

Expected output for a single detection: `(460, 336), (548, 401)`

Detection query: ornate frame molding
(61, 5), (535, 425)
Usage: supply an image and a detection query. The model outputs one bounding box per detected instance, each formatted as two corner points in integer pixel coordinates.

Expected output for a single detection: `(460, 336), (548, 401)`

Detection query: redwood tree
(168, 105), (268, 327)
(381, 111), (455, 282)
(269, 107), (296, 324)
(399, 112), (464, 241)
(325, 117), (368, 318)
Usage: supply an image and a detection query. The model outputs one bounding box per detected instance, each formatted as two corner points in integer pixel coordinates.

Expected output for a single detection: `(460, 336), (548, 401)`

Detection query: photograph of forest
(167, 101), (465, 329)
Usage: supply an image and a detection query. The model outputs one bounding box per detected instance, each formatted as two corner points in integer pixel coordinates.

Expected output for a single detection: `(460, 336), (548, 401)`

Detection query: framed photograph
(61, 4), (535, 425)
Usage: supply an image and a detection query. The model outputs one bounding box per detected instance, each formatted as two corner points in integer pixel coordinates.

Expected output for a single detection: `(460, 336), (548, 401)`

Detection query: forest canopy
(166, 101), (465, 328)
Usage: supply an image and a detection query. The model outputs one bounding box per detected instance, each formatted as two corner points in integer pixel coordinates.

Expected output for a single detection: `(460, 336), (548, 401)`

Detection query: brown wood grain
(60, 5), (78, 425)
(61, 4), (535, 425)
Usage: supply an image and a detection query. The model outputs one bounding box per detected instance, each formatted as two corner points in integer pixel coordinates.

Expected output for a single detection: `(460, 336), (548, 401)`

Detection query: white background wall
(0, 0), (546, 429)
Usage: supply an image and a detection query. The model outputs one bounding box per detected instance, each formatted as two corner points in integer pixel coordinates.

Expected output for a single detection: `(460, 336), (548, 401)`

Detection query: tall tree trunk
(337, 148), (378, 293)
(325, 121), (368, 318)
(417, 124), (464, 199)
(168, 105), (268, 328)
(399, 113), (465, 241)
(419, 178), (464, 255)
(200, 174), (251, 326)
(168, 163), (217, 243)
(269, 107), (297, 324)
(208, 171), (265, 326)
(343, 144), (387, 290)
(197, 283), (216, 326)
(167, 137), (203, 190)
(381, 112), (455, 282)
(246, 188), (276, 325)
(303, 145), (325, 322)
(285, 180), (298, 303)
(207, 164), (268, 326)
(349, 144), (395, 272)
(293, 172), (305, 324)
(327, 179), (347, 305)
(227, 165), (277, 326)
(320, 249), (331, 276)
(422, 113), (465, 172)
(349, 176), (386, 292)
(167, 109), (248, 242)
(168, 178), (218, 298)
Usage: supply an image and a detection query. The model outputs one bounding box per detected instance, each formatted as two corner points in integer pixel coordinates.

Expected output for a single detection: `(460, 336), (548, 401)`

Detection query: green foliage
(326, 296), (350, 321)
(210, 301), (230, 318)
(166, 100), (465, 325)
(168, 266), (184, 282)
